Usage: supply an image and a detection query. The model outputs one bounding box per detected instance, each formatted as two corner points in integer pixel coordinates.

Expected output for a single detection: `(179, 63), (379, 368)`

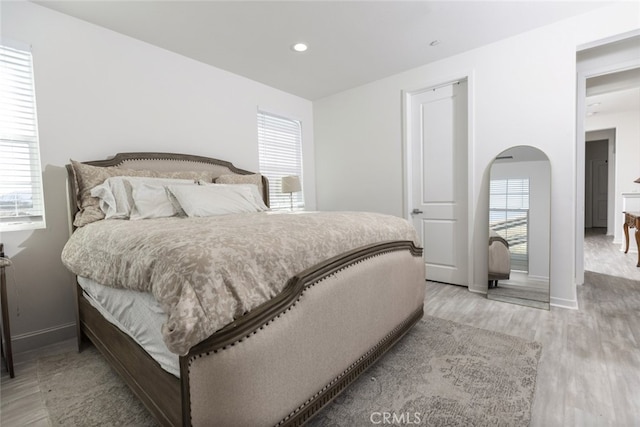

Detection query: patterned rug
(309, 315), (541, 426)
(37, 345), (157, 426)
(37, 315), (541, 426)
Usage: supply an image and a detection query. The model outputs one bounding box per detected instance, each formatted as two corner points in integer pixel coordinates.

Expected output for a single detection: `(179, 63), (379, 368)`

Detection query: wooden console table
(623, 211), (640, 267)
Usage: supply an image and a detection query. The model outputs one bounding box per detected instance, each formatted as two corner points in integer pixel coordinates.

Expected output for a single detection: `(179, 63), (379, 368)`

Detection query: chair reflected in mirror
(488, 230), (510, 287)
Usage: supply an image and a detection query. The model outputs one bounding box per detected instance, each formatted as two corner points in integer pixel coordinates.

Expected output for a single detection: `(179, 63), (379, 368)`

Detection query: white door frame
(402, 73), (475, 287)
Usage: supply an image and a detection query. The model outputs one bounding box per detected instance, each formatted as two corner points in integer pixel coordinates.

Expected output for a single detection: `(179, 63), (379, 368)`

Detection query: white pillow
(129, 182), (179, 220)
(90, 181), (118, 218)
(198, 181), (268, 211)
(168, 184), (267, 217)
(93, 177), (197, 219)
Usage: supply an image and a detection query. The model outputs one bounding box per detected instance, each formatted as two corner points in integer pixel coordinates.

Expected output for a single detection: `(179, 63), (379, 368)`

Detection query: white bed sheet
(77, 276), (180, 377)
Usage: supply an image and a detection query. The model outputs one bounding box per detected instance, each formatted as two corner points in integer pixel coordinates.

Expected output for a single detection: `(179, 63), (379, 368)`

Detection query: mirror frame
(487, 145), (551, 310)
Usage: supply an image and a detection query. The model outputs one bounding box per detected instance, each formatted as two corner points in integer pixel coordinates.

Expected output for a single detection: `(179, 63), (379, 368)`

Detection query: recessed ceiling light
(429, 40), (441, 47)
(291, 43), (308, 52)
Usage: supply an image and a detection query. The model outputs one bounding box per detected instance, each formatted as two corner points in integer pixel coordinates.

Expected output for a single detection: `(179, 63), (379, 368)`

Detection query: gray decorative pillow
(70, 160), (158, 227)
(215, 174), (264, 202)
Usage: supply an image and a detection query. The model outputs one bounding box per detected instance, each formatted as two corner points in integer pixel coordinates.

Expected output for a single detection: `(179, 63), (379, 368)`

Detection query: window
(0, 43), (46, 231)
(257, 110), (304, 210)
(489, 178), (529, 271)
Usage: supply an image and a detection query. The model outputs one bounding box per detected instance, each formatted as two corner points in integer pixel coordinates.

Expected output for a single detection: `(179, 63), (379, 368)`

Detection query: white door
(592, 159), (608, 228)
(409, 81), (468, 285)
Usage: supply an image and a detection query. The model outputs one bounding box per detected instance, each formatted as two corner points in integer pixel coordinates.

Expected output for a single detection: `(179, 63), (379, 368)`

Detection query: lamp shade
(281, 176), (301, 193)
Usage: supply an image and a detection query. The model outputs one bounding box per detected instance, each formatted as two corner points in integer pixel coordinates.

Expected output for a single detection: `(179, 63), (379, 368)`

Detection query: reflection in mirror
(487, 146), (550, 310)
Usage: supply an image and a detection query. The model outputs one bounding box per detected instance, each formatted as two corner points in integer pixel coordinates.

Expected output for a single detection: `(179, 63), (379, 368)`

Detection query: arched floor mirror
(487, 146), (550, 310)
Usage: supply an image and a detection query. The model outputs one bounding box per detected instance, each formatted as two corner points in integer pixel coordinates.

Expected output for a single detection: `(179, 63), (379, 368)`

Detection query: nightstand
(0, 243), (14, 378)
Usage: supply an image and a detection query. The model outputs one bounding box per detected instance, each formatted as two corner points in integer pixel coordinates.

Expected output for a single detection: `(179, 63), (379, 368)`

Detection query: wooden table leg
(624, 221), (630, 253)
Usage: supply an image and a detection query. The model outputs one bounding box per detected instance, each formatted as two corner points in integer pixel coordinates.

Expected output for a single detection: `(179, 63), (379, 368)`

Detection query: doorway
(575, 32), (640, 286)
(405, 79), (469, 286)
(585, 138), (610, 230)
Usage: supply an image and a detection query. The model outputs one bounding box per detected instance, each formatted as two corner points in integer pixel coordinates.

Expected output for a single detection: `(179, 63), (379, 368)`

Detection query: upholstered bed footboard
(184, 242), (425, 426)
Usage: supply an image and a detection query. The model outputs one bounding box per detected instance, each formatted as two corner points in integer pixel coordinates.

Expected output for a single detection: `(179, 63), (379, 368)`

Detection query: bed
(62, 152), (426, 426)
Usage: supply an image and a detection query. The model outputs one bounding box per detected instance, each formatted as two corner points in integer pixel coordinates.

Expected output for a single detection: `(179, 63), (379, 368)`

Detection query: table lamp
(281, 176), (301, 211)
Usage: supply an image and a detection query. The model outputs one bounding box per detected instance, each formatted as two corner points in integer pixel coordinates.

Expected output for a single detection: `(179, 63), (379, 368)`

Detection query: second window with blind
(257, 110), (304, 211)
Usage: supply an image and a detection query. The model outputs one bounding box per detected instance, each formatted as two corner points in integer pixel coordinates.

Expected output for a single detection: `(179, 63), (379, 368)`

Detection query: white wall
(0, 1), (314, 353)
(314, 3), (639, 309)
(490, 160), (551, 281)
(587, 110), (640, 246)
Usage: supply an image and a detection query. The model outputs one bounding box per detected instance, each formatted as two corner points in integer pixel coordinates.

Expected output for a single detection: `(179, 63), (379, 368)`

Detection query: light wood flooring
(1, 339), (75, 426)
(1, 228), (639, 426)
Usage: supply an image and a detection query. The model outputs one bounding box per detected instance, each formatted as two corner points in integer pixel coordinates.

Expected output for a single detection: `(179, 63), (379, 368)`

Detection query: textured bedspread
(61, 211), (421, 355)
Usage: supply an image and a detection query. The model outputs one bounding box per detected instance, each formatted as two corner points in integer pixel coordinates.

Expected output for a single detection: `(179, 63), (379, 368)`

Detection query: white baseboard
(468, 286), (487, 295)
(550, 297), (578, 310)
(11, 322), (76, 354)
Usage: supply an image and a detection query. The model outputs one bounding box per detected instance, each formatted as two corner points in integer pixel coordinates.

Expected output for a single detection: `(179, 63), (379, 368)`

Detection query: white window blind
(257, 110), (304, 210)
(0, 44), (46, 231)
(489, 178), (529, 271)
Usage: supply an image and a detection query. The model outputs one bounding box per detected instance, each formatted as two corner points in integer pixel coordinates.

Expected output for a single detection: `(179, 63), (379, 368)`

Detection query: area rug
(308, 315), (541, 426)
(37, 315), (541, 426)
(37, 345), (157, 426)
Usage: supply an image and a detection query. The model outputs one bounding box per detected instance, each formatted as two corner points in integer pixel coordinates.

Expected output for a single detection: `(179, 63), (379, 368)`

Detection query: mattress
(77, 276), (180, 377)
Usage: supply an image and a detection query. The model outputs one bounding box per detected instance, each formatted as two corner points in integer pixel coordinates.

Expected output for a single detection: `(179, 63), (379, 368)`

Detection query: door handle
(411, 208), (424, 215)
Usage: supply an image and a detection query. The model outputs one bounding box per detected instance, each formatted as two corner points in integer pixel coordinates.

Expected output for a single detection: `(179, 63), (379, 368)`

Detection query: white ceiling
(34, 0), (613, 100)
(587, 67), (640, 96)
(586, 67), (640, 116)
(587, 86), (640, 116)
